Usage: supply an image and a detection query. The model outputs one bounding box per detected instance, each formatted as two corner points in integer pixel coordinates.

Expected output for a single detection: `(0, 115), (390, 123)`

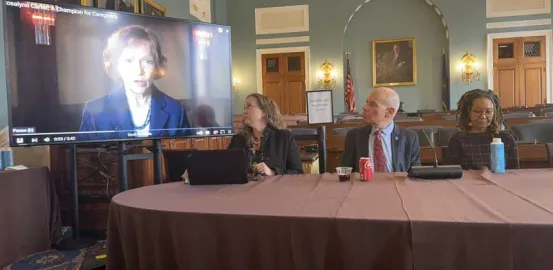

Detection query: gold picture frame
(372, 38), (417, 87)
(48, 0), (90, 5)
(116, 0), (139, 13)
(142, 0), (166, 16)
(80, 0), (139, 13)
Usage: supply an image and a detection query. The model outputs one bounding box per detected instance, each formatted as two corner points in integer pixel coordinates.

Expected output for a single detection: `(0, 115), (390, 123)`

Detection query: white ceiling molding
(255, 5), (309, 35)
(256, 36), (310, 45)
(486, 19), (552, 29)
(487, 0), (551, 18)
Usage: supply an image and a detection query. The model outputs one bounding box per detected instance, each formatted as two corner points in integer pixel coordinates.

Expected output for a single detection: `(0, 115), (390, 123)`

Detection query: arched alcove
(343, 0), (449, 111)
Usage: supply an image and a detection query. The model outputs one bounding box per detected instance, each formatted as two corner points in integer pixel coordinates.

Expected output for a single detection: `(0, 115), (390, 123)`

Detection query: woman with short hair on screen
(79, 25), (190, 140)
(444, 89), (520, 170)
(228, 93), (303, 176)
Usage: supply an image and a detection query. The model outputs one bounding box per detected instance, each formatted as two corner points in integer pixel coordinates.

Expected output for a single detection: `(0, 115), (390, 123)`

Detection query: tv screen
(3, 0), (233, 146)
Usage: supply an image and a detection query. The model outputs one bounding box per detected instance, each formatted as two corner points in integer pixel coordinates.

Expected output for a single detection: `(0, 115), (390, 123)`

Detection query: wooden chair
(437, 127), (460, 161)
(441, 115), (457, 121)
(504, 112), (536, 119)
(332, 127), (355, 136)
(407, 126), (441, 147)
(540, 108), (553, 116)
(547, 143), (553, 168)
(510, 122), (553, 143)
(417, 109), (438, 113)
(289, 127), (327, 173)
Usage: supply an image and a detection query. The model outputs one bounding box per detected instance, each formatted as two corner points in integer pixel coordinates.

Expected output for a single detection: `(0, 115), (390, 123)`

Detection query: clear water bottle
(490, 138), (505, 173)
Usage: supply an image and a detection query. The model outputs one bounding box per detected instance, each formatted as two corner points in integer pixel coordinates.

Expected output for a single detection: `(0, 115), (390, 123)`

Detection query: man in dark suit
(342, 87), (420, 172)
(385, 44), (412, 83)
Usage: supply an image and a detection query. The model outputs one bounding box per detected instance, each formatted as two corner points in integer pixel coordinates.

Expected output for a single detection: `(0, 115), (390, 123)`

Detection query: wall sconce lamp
(232, 77), (241, 92)
(316, 60), (337, 89)
(458, 51), (480, 86)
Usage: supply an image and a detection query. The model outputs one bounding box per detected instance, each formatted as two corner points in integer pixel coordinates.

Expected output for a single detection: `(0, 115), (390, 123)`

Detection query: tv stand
(66, 140), (164, 247)
(117, 139), (163, 192)
(63, 144), (95, 249)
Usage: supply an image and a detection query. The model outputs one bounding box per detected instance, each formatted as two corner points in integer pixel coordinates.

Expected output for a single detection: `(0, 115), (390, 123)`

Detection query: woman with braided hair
(444, 89), (520, 170)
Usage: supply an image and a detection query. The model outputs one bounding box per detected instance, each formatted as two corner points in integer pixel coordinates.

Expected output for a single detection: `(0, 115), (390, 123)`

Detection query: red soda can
(359, 157), (373, 181)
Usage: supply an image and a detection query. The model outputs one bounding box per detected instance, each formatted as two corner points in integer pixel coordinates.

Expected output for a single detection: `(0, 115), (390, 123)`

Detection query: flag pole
(344, 52), (356, 113)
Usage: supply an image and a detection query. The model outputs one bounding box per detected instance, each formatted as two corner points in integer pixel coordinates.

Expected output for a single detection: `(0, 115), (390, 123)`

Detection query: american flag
(344, 54), (356, 113)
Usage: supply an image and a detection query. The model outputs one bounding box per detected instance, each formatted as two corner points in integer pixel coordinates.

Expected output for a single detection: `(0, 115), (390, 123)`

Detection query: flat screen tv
(3, 0), (233, 147)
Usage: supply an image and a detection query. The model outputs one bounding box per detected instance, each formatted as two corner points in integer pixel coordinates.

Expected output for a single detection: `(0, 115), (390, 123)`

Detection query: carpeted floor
(2, 240), (106, 270)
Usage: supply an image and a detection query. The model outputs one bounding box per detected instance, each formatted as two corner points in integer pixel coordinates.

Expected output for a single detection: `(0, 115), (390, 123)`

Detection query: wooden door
(262, 52), (306, 114)
(521, 63), (546, 106)
(520, 36), (546, 106)
(494, 64), (518, 108)
(493, 36), (546, 107)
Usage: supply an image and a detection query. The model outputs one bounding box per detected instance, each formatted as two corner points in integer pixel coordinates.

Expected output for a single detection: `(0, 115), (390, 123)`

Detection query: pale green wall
(342, 0), (448, 112)
(228, 0), (486, 113)
(228, 0), (553, 113)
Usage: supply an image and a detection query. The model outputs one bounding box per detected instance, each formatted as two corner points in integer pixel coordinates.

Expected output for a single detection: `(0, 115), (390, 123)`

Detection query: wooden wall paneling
(192, 138), (210, 150)
(222, 136), (232, 148)
(208, 137), (222, 150)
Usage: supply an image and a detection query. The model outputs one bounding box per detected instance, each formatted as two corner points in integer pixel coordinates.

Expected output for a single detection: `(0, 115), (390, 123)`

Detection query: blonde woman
(228, 93), (303, 175)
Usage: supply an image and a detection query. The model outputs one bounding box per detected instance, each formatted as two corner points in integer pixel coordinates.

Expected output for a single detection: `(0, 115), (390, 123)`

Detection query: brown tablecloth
(0, 167), (62, 267)
(107, 169), (553, 270)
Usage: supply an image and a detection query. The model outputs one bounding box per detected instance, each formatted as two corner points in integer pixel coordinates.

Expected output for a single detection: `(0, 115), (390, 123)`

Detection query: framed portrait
(92, 0), (108, 9)
(190, 0), (211, 23)
(82, 0), (109, 8)
(372, 38), (417, 87)
(142, 0), (166, 16)
(116, 0), (139, 13)
(46, 0), (87, 5)
(306, 90), (334, 125)
(81, 0), (137, 12)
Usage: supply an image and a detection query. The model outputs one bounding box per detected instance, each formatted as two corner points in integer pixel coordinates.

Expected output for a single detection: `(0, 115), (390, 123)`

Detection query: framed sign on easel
(306, 90), (334, 125)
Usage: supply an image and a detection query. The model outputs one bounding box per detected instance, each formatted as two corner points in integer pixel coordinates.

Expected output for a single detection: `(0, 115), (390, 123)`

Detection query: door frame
(487, 30), (553, 103)
(256, 46), (310, 94)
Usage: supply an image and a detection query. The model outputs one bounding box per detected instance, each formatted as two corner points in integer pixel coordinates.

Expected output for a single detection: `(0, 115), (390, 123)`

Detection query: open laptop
(163, 148), (249, 185)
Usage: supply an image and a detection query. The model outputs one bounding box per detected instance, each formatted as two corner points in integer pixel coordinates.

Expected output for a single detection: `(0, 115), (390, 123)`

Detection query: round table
(106, 170), (553, 270)
(106, 173), (413, 270)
